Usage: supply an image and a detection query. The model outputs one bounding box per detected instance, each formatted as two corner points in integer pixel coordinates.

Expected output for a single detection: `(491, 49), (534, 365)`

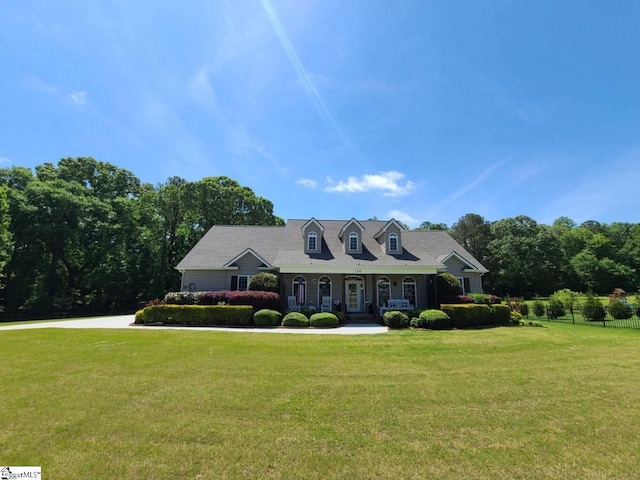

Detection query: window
(230, 275), (251, 291)
(307, 231), (317, 251)
(402, 277), (416, 306)
(318, 276), (331, 298)
(456, 277), (471, 294)
(293, 276), (306, 306)
(388, 232), (398, 252)
(349, 232), (359, 251)
(377, 276), (390, 306)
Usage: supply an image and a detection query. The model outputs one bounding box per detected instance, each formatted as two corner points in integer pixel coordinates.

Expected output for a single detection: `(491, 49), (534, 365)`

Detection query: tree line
(0, 158), (638, 319)
(0, 157), (283, 318)
(431, 214), (640, 297)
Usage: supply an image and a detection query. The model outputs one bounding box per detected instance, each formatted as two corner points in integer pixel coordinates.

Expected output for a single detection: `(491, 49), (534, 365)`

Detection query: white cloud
(297, 178), (319, 188)
(387, 209), (419, 227)
(187, 68), (216, 109)
(0, 156), (10, 165)
(325, 171), (415, 197)
(69, 91), (87, 105)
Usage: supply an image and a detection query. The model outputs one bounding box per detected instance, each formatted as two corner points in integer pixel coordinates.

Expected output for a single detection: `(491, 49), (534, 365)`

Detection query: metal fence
(538, 306), (640, 330)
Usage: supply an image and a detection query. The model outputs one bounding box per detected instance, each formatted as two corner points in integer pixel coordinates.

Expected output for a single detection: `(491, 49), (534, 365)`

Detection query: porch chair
(287, 295), (301, 312)
(320, 296), (332, 312)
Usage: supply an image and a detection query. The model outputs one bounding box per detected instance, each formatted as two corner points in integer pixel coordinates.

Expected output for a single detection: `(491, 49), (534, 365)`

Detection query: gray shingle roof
(176, 219), (488, 272)
(175, 225), (285, 270)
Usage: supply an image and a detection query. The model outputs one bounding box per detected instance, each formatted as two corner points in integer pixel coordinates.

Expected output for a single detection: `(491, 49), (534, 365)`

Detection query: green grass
(2, 326), (640, 479)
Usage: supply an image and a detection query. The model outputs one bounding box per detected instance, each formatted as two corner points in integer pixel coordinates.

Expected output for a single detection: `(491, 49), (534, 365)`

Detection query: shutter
(230, 275), (238, 291)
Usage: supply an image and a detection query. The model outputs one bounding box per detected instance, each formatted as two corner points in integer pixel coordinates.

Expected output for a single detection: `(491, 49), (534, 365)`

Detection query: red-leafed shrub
(443, 295), (474, 304)
(165, 290), (280, 312)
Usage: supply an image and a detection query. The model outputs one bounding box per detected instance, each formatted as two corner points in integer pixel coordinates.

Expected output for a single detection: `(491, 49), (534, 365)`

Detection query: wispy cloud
(297, 178), (319, 188)
(427, 161), (504, 217)
(260, 0), (349, 145)
(69, 91), (87, 106)
(0, 156), (10, 165)
(387, 209), (419, 227)
(325, 171), (415, 197)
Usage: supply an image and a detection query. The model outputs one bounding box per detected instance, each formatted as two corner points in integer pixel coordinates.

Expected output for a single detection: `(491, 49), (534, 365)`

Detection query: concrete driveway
(0, 314), (388, 335)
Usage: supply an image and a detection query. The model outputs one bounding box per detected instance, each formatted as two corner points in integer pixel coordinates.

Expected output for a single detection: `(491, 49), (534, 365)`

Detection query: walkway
(0, 314), (389, 335)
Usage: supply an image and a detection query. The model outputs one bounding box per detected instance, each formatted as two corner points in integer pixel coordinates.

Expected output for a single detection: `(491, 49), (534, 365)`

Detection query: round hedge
(309, 312), (339, 327)
(383, 310), (410, 329)
(253, 309), (282, 326)
(411, 309), (451, 329)
(282, 311), (310, 327)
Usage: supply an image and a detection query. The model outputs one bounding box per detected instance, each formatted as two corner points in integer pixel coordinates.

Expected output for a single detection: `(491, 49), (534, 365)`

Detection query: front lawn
(1, 325), (639, 479)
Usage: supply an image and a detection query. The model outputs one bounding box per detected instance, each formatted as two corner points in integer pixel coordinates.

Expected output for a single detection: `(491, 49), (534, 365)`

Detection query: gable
(224, 248), (273, 269)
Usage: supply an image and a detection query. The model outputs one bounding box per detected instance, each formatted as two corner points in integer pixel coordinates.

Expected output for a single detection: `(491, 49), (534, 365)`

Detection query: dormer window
(308, 231), (317, 251)
(349, 232), (359, 251)
(389, 232), (398, 252)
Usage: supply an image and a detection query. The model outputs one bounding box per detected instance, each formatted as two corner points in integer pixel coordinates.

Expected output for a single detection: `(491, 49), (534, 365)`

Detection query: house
(175, 218), (488, 316)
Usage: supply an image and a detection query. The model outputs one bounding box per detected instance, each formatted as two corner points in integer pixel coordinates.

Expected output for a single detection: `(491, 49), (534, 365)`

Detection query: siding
(181, 270), (228, 292)
(443, 257), (484, 293)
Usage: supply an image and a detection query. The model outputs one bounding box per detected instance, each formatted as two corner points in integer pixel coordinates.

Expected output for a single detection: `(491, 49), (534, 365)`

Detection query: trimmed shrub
(440, 304), (492, 329)
(309, 312), (339, 327)
(137, 305), (253, 326)
(608, 299), (633, 320)
(547, 298), (565, 319)
(411, 309), (451, 329)
(282, 312), (310, 327)
(167, 290), (280, 311)
(383, 310), (410, 329)
(468, 293), (492, 305)
(134, 309), (145, 324)
(492, 304), (512, 325)
(582, 292), (605, 322)
(248, 272), (279, 293)
(437, 273), (463, 298)
(532, 299), (545, 318)
(443, 295), (474, 304)
(164, 292), (197, 305)
(510, 310), (523, 325)
(253, 309), (282, 326)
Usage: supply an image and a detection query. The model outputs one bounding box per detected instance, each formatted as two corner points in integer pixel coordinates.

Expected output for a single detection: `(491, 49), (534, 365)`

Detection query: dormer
(301, 218), (324, 254)
(338, 218), (365, 254)
(374, 219), (405, 255)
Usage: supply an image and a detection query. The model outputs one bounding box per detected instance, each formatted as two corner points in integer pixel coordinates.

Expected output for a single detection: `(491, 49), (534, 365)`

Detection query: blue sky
(1, 1), (639, 228)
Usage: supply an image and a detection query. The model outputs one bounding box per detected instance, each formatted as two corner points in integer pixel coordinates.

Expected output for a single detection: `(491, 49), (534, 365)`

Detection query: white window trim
(237, 275), (251, 291)
(293, 276), (306, 306)
(402, 276), (417, 305)
(456, 277), (468, 294)
(318, 276), (332, 300)
(349, 232), (359, 251)
(389, 232), (398, 252)
(377, 276), (390, 306)
(308, 231), (318, 251)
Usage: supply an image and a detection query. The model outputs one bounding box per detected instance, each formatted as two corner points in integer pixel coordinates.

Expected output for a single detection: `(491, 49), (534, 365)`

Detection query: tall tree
(450, 213), (492, 263)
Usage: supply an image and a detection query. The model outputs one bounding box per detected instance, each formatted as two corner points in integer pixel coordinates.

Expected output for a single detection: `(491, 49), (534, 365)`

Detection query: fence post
(603, 306), (607, 328)
(570, 306), (575, 325)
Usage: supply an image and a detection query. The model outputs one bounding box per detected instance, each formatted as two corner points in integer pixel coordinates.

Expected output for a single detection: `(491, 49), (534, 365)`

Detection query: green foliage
(547, 298), (565, 319)
(248, 272), (279, 293)
(440, 304), (493, 328)
(383, 310), (410, 329)
(309, 312), (339, 327)
(411, 309), (451, 329)
(551, 288), (580, 311)
(281, 312), (310, 327)
(436, 273), (462, 298)
(0, 159), (284, 319)
(532, 299), (545, 317)
(492, 304), (512, 325)
(582, 291), (605, 322)
(136, 304), (253, 326)
(468, 293), (493, 305)
(608, 299), (633, 320)
(253, 309), (282, 326)
(510, 310), (523, 325)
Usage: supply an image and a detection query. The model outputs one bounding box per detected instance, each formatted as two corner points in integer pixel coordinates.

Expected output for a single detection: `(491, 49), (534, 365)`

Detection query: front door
(345, 276), (365, 313)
